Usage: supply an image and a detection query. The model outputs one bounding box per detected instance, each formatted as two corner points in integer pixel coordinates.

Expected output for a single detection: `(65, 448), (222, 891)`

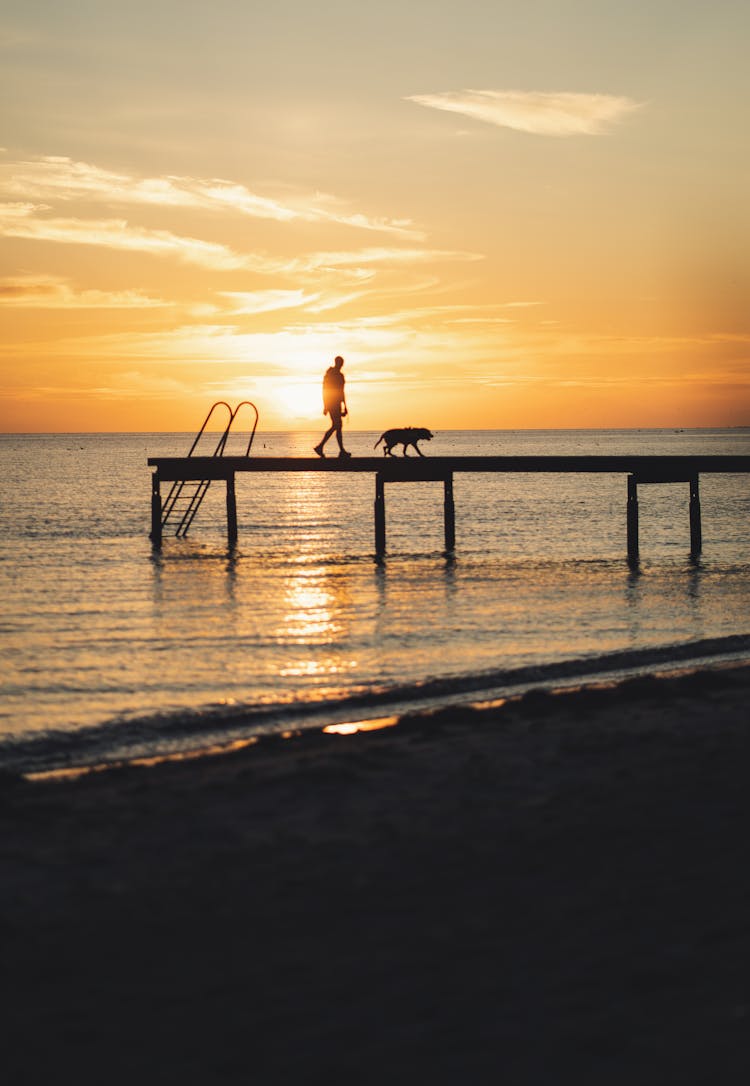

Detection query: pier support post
(444, 473), (455, 553)
(627, 475), (639, 563)
(689, 475), (702, 556)
(375, 474), (386, 558)
(150, 472), (162, 548)
(226, 473), (238, 549)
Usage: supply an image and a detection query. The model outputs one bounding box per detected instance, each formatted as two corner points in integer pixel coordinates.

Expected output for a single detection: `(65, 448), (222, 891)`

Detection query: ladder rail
(162, 402), (233, 527)
(186, 401), (234, 457)
(232, 401), (260, 456)
(161, 400), (260, 536)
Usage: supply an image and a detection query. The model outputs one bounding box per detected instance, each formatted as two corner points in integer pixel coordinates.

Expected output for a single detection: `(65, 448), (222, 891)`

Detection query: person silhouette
(314, 355), (351, 458)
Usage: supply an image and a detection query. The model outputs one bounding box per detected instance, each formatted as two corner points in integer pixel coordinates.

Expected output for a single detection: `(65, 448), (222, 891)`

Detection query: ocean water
(1, 429), (749, 773)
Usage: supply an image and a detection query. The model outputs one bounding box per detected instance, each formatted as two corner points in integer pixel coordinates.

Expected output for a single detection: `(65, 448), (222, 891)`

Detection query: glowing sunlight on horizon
(1, 2), (748, 431)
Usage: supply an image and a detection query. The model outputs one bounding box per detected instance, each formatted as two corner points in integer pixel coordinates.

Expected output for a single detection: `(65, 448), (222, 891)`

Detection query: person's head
(334, 355), (344, 370)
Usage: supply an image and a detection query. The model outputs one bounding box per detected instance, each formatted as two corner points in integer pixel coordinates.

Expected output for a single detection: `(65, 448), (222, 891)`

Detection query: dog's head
(412, 428), (434, 441)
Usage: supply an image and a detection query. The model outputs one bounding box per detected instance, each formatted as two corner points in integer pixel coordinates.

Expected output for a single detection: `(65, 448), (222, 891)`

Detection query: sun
(274, 380), (320, 423)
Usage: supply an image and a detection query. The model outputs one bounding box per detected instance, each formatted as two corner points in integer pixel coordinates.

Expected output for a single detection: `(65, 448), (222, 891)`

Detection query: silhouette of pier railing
(147, 454), (750, 561)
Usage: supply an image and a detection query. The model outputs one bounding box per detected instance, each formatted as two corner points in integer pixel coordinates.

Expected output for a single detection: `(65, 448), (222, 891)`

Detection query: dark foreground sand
(2, 664), (750, 1085)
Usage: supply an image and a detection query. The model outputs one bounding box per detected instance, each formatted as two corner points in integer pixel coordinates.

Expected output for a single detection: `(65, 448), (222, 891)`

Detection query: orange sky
(1, 1), (748, 431)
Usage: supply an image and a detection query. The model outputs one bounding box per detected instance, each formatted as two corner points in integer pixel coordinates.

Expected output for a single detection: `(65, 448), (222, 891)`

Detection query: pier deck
(147, 454), (750, 559)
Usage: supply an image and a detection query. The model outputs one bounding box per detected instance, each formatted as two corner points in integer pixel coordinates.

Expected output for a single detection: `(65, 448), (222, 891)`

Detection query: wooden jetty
(147, 453), (750, 561)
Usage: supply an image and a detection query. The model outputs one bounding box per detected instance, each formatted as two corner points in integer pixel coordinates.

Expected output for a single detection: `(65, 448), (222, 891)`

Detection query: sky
(1, 0), (748, 431)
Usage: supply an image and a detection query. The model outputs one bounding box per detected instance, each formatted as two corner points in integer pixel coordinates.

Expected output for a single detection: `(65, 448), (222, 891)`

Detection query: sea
(1, 428), (749, 775)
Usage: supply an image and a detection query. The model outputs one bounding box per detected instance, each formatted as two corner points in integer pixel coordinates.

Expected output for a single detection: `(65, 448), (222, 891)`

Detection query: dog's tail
(373, 434), (383, 449)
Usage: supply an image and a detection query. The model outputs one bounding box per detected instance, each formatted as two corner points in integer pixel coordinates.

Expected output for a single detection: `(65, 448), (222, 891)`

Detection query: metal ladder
(161, 401), (259, 537)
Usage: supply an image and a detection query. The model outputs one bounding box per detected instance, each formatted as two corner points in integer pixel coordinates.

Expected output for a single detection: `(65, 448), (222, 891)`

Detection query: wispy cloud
(0, 154), (424, 239)
(218, 290), (319, 315)
(294, 247), (483, 272)
(0, 202), (255, 269)
(407, 89), (643, 136)
(0, 201), (478, 276)
(0, 274), (169, 309)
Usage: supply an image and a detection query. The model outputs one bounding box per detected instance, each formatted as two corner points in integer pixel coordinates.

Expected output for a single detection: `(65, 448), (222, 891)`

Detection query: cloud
(0, 202), (260, 269)
(295, 247), (483, 271)
(0, 202), (475, 276)
(407, 89), (643, 136)
(0, 274), (169, 309)
(0, 154), (424, 239)
(218, 290), (318, 315)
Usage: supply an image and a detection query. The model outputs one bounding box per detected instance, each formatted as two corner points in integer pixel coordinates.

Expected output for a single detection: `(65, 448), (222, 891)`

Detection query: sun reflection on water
(280, 657), (359, 678)
(278, 564), (351, 643)
(281, 580), (343, 641)
(323, 716), (399, 736)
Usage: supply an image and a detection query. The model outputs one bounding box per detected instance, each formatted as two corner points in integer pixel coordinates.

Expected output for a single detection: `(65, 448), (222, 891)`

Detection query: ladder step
(162, 478), (213, 535)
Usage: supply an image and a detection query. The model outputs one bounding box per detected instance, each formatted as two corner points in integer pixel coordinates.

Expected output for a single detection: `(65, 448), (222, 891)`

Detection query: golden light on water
(323, 716), (399, 736)
(283, 587), (334, 640)
(279, 658), (358, 678)
(280, 575), (343, 642)
(27, 736), (261, 781)
(276, 558), (360, 678)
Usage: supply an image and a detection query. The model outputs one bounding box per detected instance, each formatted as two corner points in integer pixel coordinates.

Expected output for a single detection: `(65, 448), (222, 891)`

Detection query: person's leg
(333, 413), (350, 456)
(327, 408), (343, 451)
(314, 420), (335, 456)
(317, 408), (349, 457)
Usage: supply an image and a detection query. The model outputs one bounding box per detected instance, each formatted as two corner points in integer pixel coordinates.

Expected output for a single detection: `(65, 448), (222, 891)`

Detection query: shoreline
(21, 652), (750, 783)
(2, 661), (750, 1082)
(5, 632), (750, 778)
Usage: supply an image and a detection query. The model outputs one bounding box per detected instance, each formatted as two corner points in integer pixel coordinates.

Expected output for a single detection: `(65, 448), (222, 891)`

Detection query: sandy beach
(2, 663), (749, 1084)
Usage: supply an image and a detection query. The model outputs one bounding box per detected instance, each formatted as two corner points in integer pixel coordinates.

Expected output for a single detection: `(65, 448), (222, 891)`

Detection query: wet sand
(2, 664), (750, 1084)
